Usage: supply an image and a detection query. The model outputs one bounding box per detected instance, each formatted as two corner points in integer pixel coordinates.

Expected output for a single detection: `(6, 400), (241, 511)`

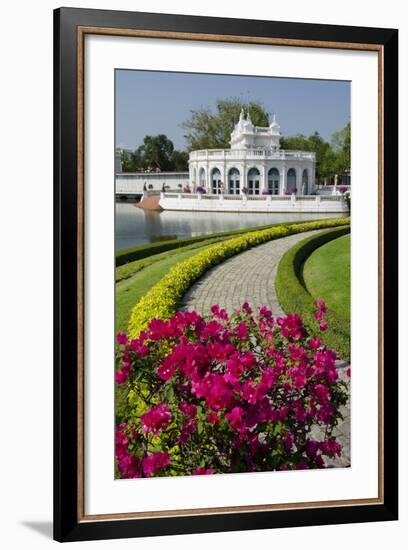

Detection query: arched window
(268, 168), (280, 195)
(287, 168), (297, 192)
(228, 168), (240, 195)
(302, 169), (308, 195)
(211, 168), (222, 194)
(247, 167), (260, 195)
(199, 167), (206, 189)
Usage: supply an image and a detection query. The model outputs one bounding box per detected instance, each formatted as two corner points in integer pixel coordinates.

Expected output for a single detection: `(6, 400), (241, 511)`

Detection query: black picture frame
(54, 7), (398, 542)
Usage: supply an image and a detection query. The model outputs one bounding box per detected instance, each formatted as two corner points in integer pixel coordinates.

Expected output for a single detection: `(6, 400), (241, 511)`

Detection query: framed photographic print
(54, 7), (398, 542)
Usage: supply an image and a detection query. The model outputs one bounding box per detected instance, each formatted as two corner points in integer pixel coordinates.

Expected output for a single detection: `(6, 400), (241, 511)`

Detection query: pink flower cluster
(115, 302), (349, 478)
(314, 300), (329, 331)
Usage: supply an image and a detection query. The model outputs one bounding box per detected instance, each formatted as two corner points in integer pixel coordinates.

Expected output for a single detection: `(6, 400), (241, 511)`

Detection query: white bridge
(116, 172), (189, 196)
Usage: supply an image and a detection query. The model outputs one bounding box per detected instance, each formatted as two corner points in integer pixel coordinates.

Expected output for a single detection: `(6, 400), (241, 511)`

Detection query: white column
(262, 162), (268, 193)
(242, 162), (248, 192)
(280, 165), (286, 195)
(310, 162), (316, 193)
(296, 167), (302, 196)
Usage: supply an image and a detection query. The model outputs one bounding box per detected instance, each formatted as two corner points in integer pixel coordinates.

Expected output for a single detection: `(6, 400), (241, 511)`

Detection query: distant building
(188, 110), (316, 195)
(115, 148), (134, 173)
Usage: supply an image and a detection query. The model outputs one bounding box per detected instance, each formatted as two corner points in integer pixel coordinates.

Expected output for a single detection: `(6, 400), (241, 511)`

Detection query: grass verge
(302, 234), (350, 325)
(275, 226), (351, 359)
(116, 241), (217, 333)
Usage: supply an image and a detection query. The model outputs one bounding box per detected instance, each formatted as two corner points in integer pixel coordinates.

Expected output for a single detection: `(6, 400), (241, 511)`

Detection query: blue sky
(116, 69), (350, 151)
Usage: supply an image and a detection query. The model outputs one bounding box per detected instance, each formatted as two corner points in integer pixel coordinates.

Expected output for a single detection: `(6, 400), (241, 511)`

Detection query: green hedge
(116, 219), (327, 267)
(275, 226), (351, 360)
(127, 217), (350, 339)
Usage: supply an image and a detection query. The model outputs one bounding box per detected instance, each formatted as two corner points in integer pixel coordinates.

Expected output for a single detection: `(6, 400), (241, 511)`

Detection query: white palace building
(188, 110), (315, 196)
(116, 110), (349, 213)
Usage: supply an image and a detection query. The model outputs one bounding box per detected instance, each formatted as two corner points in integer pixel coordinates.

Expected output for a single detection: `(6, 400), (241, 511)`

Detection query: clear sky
(116, 69), (350, 152)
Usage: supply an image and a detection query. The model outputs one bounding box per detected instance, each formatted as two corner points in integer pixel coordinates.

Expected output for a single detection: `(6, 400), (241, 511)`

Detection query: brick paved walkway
(180, 229), (350, 468)
(180, 230), (320, 317)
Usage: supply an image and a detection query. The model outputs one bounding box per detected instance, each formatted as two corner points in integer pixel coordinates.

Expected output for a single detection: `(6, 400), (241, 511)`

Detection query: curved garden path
(180, 228), (350, 468)
(180, 229), (321, 317)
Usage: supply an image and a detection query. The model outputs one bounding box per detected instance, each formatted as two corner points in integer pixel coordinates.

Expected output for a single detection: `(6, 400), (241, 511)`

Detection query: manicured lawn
(116, 235), (232, 283)
(302, 234), (350, 324)
(115, 242), (216, 333)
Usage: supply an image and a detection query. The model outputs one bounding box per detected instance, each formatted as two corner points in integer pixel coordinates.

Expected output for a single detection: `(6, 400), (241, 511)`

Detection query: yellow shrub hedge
(127, 217), (350, 338)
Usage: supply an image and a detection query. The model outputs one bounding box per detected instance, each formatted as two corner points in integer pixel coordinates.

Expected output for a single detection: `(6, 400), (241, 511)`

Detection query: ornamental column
(280, 165), (286, 195)
(296, 167), (302, 196)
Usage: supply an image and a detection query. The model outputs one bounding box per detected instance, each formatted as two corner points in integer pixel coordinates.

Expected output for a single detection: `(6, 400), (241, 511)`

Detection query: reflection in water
(115, 202), (346, 250)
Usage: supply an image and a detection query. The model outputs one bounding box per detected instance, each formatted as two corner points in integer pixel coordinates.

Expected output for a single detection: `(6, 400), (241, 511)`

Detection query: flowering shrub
(115, 302), (349, 478)
(196, 186), (207, 194)
(127, 218), (350, 338)
(338, 186), (348, 194)
(241, 187), (248, 194)
(183, 186), (191, 193)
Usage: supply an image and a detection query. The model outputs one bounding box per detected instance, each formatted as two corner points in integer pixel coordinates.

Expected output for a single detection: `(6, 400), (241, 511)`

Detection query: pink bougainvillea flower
(278, 314), (305, 340)
(194, 467), (214, 475)
(296, 459), (310, 470)
(211, 304), (229, 321)
(140, 403), (172, 435)
(235, 321), (248, 340)
(308, 338), (321, 349)
(320, 439), (342, 458)
(116, 332), (128, 345)
(157, 359), (176, 381)
(282, 432), (295, 453)
(179, 402), (197, 417)
(314, 310), (324, 321)
(115, 368), (130, 385)
(259, 306), (273, 318)
(242, 380), (258, 405)
(305, 439), (320, 460)
(313, 383), (331, 404)
(142, 452), (171, 476)
(242, 302), (253, 315)
(347, 367), (351, 377)
(178, 418), (197, 444)
(225, 406), (245, 432)
(241, 351), (256, 370)
(314, 300), (328, 313)
(128, 338), (149, 357)
(206, 411), (219, 425)
(319, 321), (329, 331)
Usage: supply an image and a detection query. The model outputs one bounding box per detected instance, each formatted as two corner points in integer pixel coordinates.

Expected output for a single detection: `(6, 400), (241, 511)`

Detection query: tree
(171, 150), (189, 171)
(120, 150), (135, 172)
(136, 134), (175, 171)
(281, 132), (335, 184)
(182, 98), (270, 150)
(331, 123), (350, 174)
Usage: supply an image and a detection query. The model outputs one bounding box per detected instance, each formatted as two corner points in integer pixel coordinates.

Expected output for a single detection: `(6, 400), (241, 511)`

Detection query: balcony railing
(189, 148), (316, 162)
(161, 192), (343, 202)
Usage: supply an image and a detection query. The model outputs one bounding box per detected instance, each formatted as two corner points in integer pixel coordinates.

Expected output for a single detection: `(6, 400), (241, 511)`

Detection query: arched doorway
(211, 168), (222, 194)
(287, 168), (297, 193)
(248, 167), (260, 195)
(302, 169), (308, 195)
(228, 168), (240, 195)
(268, 168), (280, 195)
